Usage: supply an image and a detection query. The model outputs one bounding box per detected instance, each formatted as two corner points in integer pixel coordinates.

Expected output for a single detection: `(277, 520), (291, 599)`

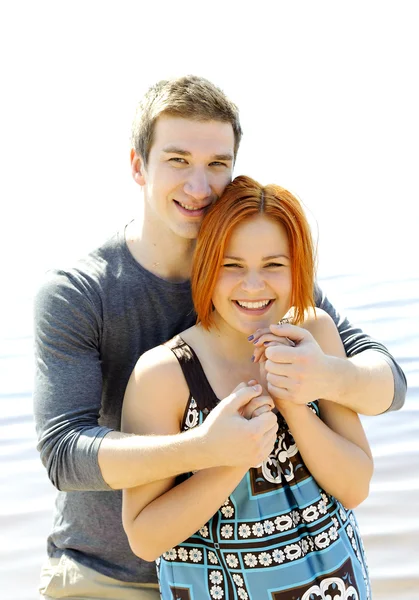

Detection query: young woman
(122, 175), (373, 600)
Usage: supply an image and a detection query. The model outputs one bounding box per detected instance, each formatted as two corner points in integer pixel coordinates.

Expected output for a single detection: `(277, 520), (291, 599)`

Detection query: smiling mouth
(234, 300), (274, 312)
(174, 200), (211, 214)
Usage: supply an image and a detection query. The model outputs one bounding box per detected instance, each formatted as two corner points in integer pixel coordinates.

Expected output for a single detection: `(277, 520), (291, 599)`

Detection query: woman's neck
(198, 314), (255, 365)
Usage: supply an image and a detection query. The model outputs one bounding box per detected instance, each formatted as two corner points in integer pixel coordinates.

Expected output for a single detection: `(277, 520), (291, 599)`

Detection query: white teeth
(236, 300), (270, 309)
(179, 202), (201, 211)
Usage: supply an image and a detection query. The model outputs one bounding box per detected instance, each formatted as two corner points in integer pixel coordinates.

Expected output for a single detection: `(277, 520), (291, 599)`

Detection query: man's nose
(183, 168), (211, 201)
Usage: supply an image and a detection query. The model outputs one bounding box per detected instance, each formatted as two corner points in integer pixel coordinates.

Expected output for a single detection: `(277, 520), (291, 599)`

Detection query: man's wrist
(321, 355), (354, 404)
(183, 424), (217, 470)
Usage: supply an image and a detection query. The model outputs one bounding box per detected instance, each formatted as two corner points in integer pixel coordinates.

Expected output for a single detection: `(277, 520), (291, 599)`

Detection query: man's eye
(210, 161), (228, 167)
(169, 157), (187, 164)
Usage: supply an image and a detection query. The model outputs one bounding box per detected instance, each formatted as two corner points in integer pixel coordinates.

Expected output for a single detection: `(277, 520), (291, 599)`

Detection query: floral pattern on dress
(158, 338), (371, 600)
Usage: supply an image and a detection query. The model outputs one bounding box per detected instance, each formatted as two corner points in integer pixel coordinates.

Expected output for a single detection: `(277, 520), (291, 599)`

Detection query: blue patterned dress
(157, 336), (371, 600)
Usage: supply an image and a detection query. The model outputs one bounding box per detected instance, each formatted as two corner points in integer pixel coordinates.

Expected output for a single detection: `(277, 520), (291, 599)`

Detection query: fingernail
(247, 335), (254, 341)
(250, 355), (255, 362)
(252, 384), (260, 391)
(263, 341), (271, 346)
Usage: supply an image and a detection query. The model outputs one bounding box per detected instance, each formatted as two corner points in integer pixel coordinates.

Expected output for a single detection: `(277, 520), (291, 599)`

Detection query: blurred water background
(1, 2), (418, 598)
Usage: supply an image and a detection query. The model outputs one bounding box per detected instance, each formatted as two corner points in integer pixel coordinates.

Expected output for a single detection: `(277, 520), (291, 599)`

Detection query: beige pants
(39, 554), (160, 599)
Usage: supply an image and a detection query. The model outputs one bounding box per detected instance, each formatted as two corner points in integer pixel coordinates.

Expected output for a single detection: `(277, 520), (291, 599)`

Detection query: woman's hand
(249, 322), (330, 409)
(250, 328), (298, 411)
(238, 379), (274, 419)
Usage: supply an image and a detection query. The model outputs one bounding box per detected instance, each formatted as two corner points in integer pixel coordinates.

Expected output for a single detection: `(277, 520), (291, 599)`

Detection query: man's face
(133, 115), (235, 240)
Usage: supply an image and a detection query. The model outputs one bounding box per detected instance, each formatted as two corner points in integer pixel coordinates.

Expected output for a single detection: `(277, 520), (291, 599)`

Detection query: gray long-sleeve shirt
(33, 228), (407, 583)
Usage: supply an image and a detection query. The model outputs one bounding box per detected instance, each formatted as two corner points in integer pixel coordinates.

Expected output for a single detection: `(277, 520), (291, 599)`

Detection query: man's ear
(130, 149), (146, 186)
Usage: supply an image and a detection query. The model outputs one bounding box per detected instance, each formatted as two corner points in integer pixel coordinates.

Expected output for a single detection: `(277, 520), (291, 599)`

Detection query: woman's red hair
(192, 175), (316, 329)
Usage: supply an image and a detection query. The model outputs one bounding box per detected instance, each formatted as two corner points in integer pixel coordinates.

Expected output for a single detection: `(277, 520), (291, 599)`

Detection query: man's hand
(251, 323), (332, 407)
(239, 379), (274, 419)
(201, 381), (278, 468)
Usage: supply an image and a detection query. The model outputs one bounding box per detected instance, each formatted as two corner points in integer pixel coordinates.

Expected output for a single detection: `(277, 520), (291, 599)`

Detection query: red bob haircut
(191, 175), (316, 329)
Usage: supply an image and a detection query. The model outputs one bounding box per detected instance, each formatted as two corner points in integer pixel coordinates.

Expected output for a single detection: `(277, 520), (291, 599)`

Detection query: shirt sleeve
(314, 283), (407, 412)
(33, 271), (113, 492)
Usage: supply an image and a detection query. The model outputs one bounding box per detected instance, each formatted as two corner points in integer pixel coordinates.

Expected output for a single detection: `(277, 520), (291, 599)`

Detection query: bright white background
(0, 2), (418, 599)
(1, 1), (417, 284)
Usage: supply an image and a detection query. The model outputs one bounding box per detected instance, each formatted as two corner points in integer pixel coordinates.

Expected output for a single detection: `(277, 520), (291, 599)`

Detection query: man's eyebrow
(212, 153), (234, 162)
(162, 146), (191, 156)
(162, 146), (233, 161)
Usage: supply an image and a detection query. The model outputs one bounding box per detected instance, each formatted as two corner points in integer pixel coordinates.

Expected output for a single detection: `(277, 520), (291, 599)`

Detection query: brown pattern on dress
(169, 586), (192, 600)
(271, 557), (359, 599)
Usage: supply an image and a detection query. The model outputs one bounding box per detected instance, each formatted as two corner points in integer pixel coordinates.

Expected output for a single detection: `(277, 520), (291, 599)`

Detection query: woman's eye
(223, 263), (242, 268)
(265, 262), (284, 268)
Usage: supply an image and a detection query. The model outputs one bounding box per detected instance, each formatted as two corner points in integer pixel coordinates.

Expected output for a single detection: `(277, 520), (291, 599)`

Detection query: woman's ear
(130, 149), (146, 186)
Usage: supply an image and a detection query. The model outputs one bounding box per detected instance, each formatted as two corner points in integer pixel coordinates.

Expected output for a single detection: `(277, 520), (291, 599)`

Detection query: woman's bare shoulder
(123, 341), (191, 433)
(300, 307), (344, 356)
(301, 307), (335, 332)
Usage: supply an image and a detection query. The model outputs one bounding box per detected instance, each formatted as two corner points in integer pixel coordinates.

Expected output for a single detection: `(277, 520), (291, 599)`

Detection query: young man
(34, 75), (406, 599)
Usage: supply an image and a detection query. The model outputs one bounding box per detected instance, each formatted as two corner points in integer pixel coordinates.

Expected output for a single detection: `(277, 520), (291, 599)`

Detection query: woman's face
(212, 214), (292, 336)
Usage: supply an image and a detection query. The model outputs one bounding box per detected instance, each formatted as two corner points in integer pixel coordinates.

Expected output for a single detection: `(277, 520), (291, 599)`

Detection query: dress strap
(165, 335), (219, 414)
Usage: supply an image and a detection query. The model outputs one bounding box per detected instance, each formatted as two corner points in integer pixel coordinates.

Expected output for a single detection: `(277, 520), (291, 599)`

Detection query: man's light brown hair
(192, 175), (316, 329)
(131, 75), (242, 165)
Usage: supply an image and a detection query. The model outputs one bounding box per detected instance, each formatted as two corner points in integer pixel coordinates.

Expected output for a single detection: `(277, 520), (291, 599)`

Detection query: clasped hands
(248, 322), (330, 412)
(202, 321), (331, 469)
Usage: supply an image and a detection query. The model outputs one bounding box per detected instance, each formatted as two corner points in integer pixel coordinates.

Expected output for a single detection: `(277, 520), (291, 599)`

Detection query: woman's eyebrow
(262, 254), (290, 260)
(224, 254), (290, 260)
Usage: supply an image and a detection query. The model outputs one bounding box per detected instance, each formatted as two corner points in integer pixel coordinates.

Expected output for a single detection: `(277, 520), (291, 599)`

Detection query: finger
(250, 330), (272, 345)
(252, 333), (295, 348)
(249, 409), (278, 433)
(252, 345), (266, 363)
(252, 336), (289, 363)
(264, 421), (280, 443)
(264, 359), (294, 374)
(269, 323), (310, 344)
(265, 344), (297, 364)
(241, 393), (274, 415)
(248, 327), (271, 343)
(255, 339), (290, 363)
(252, 421), (279, 466)
(264, 358), (295, 377)
(262, 421), (280, 448)
(266, 372), (292, 390)
(242, 395), (274, 419)
(232, 381), (248, 392)
(267, 381), (293, 402)
(228, 383), (262, 410)
(250, 404), (273, 419)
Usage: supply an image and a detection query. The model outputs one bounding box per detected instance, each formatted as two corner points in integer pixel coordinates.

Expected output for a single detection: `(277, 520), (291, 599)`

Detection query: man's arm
(98, 392), (277, 490)
(315, 284), (406, 414)
(34, 271), (112, 492)
(34, 273), (277, 492)
(251, 291), (407, 415)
